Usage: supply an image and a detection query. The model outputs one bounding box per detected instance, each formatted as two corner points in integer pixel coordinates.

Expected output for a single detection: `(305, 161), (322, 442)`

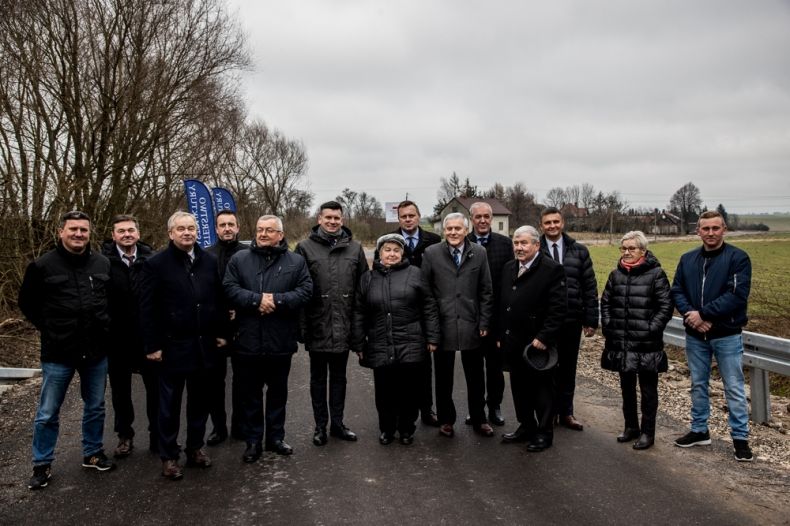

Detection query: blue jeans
(32, 357), (108, 466)
(685, 334), (749, 440)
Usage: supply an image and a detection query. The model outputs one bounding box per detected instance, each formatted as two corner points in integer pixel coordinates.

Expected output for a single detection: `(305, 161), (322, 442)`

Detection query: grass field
(587, 234), (790, 337)
(736, 214), (790, 232)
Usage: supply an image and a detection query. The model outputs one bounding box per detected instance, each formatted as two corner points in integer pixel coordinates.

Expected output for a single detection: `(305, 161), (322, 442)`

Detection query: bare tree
(669, 182), (703, 234)
(544, 187), (567, 209)
(565, 185), (581, 207)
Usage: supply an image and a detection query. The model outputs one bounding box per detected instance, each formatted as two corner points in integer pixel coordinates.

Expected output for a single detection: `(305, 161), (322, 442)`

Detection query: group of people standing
(19, 199), (754, 491)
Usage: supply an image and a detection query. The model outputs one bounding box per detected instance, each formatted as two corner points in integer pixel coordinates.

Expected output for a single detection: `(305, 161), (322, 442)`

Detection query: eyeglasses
(619, 246), (643, 253)
(256, 228), (282, 235)
(61, 210), (90, 221)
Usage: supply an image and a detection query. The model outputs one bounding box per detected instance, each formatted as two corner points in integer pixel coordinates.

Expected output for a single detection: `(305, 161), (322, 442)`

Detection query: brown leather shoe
(161, 459), (183, 481)
(114, 437), (133, 458)
(560, 415), (584, 431)
(473, 423), (495, 437)
(439, 424), (454, 437)
(186, 448), (212, 468)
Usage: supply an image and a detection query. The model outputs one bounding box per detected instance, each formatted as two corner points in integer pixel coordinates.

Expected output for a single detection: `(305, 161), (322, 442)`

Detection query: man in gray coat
(422, 213), (494, 438)
(295, 201), (369, 446)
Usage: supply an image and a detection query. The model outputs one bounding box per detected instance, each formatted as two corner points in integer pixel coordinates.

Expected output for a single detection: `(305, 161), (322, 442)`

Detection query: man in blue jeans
(18, 210), (116, 490)
(671, 210), (753, 461)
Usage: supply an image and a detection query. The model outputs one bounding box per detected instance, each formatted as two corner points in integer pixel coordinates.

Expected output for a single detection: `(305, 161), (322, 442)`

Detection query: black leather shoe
(313, 428), (328, 446)
(488, 407), (505, 426)
(421, 409), (440, 427)
(265, 440), (293, 456)
(399, 434), (414, 445)
(617, 427), (641, 443)
(502, 426), (530, 444)
(526, 437), (551, 452)
(633, 433), (654, 450)
(379, 433), (394, 445)
(330, 425), (358, 442)
(242, 442), (262, 463)
(207, 430), (228, 446)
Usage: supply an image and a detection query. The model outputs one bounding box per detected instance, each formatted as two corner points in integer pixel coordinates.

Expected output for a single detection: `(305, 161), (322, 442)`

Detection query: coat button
(512, 286), (517, 290)
(505, 330), (510, 335)
(506, 307), (510, 312)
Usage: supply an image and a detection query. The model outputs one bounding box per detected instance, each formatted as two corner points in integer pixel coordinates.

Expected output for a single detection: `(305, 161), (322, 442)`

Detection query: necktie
(453, 248), (461, 268)
(552, 243), (560, 263)
(518, 265), (527, 277)
(122, 254), (134, 267)
(408, 236), (415, 251)
(477, 236), (486, 246)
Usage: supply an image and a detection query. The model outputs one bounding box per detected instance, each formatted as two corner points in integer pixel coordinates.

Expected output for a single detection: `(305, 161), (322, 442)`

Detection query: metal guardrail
(664, 316), (790, 424)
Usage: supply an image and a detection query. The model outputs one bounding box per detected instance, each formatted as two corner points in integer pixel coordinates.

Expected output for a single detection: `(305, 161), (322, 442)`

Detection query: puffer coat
(295, 225), (369, 353)
(600, 251), (674, 373)
(352, 260), (439, 368)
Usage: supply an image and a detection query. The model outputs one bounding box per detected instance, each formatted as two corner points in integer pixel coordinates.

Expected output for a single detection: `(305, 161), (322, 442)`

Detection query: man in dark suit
(138, 211), (228, 481)
(101, 214), (157, 458)
(499, 226), (567, 452)
(539, 207), (598, 431)
(422, 213), (494, 438)
(379, 200), (442, 426)
(465, 201), (513, 426)
(205, 210), (247, 445)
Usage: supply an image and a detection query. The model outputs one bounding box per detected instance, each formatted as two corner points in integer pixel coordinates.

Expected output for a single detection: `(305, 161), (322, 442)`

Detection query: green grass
(587, 234), (790, 336)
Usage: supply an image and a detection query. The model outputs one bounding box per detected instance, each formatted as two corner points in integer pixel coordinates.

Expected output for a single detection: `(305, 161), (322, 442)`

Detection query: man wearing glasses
(19, 210), (116, 490)
(223, 215), (312, 463)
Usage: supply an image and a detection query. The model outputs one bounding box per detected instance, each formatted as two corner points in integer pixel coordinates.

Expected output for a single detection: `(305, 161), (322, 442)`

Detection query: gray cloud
(228, 0), (790, 214)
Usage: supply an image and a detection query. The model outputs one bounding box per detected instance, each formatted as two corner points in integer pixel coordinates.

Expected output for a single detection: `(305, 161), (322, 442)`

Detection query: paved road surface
(0, 349), (779, 525)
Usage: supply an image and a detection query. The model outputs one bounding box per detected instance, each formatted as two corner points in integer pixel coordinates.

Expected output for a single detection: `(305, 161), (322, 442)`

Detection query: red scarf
(620, 256), (645, 271)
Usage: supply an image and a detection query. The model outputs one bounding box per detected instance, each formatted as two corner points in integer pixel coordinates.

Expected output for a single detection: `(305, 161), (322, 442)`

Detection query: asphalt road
(0, 349), (778, 526)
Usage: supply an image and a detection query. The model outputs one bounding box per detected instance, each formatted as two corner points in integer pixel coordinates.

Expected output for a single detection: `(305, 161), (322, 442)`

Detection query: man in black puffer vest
(20, 210), (116, 490)
(101, 214), (157, 458)
(205, 210), (247, 444)
(539, 207), (599, 431)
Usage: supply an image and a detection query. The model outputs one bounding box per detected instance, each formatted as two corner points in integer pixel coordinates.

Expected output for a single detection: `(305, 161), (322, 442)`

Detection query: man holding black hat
(498, 226), (567, 452)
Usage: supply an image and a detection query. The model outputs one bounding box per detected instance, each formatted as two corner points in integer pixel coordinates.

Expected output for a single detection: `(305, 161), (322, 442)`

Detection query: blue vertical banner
(212, 187), (237, 213)
(183, 179), (217, 248)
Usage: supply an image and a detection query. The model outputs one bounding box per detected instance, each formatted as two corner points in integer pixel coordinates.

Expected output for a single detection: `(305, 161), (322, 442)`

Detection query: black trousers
(434, 350), (486, 426)
(481, 335), (505, 410)
(157, 368), (210, 460)
(235, 353), (292, 445)
(554, 320), (583, 417)
(509, 351), (554, 440)
(418, 353), (436, 413)
(108, 355), (158, 442)
(309, 351), (349, 429)
(619, 370), (659, 436)
(207, 355), (243, 436)
(373, 362), (421, 436)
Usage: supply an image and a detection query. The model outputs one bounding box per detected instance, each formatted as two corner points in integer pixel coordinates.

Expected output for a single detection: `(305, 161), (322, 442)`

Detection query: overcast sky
(226, 0), (790, 215)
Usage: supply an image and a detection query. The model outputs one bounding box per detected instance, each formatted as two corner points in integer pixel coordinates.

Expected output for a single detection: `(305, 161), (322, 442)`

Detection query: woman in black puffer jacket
(601, 231), (673, 450)
(352, 234), (440, 445)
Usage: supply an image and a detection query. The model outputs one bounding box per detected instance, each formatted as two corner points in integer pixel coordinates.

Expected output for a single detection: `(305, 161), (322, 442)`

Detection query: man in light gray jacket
(421, 213), (494, 438)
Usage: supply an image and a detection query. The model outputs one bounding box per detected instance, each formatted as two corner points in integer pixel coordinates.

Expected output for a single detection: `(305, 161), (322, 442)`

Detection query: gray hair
(512, 225), (540, 244)
(621, 230), (648, 250)
(469, 202), (493, 216)
(257, 214), (284, 232)
(443, 212), (469, 229)
(167, 211), (197, 231)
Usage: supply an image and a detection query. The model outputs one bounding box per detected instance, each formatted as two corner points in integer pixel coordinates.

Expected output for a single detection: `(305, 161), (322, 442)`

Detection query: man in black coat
(138, 211), (229, 480)
(422, 213), (494, 438)
(377, 200), (442, 426)
(20, 211), (116, 490)
(101, 214), (157, 458)
(539, 207), (598, 431)
(499, 226), (567, 452)
(205, 210), (247, 444)
(224, 215), (312, 462)
(295, 201), (369, 446)
(465, 201), (513, 426)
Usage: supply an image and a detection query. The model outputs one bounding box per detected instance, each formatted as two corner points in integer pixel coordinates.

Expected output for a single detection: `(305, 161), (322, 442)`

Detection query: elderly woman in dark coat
(600, 230), (673, 450)
(352, 234), (440, 445)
